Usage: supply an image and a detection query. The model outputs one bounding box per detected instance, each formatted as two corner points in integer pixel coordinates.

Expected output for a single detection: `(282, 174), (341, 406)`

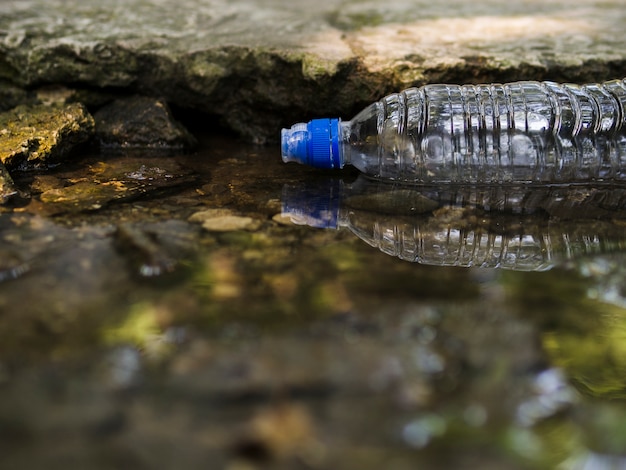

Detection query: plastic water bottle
(281, 79), (626, 183)
(282, 176), (626, 270)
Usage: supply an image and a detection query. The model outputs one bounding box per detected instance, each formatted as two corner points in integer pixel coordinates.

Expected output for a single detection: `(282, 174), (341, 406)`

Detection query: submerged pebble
(189, 209), (262, 232)
(232, 403), (320, 464)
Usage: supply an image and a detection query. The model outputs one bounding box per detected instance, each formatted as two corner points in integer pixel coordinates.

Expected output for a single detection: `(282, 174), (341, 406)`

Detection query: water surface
(1, 136), (625, 469)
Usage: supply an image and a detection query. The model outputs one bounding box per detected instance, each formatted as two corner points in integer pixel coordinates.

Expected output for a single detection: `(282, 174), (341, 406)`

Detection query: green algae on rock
(0, 103), (94, 169)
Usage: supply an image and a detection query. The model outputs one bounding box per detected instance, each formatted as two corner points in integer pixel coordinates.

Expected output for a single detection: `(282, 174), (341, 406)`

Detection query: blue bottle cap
(281, 118), (341, 169)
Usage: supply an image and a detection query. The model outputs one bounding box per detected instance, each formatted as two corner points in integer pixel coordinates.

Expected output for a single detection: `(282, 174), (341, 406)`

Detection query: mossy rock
(0, 103), (94, 169)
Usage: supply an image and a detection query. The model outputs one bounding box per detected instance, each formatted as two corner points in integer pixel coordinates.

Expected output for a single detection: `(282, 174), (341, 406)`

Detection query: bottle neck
(339, 121), (352, 167)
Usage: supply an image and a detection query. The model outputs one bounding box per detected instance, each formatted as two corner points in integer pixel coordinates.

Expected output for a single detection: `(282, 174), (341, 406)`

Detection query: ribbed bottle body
(343, 79), (626, 183)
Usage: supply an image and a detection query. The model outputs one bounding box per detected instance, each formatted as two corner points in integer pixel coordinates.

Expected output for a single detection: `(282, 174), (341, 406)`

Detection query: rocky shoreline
(2, 0), (626, 144)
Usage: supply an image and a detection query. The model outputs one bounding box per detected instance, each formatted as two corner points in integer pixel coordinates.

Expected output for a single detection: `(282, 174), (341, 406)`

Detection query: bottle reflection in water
(282, 176), (626, 271)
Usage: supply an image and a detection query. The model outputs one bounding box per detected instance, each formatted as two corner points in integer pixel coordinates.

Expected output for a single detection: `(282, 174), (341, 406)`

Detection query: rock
(35, 155), (197, 213)
(231, 403), (319, 464)
(271, 213), (295, 226)
(189, 209), (262, 232)
(0, 103), (94, 169)
(0, 162), (17, 203)
(1, 0), (625, 142)
(94, 96), (197, 152)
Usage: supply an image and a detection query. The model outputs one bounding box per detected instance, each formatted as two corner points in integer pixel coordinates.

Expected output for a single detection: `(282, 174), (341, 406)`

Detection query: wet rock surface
(189, 208), (262, 232)
(0, 103), (94, 169)
(0, 163), (17, 203)
(27, 155), (198, 214)
(1, 0), (626, 141)
(94, 96), (197, 151)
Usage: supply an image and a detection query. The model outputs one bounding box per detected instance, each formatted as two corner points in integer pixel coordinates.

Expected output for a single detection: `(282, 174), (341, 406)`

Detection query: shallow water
(1, 136), (626, 469)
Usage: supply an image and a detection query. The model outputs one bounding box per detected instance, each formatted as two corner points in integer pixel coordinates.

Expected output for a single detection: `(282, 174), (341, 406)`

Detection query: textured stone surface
(94, 96), (197, 151)
(189, 208), (262, 232)
(0, 103), (94, 169)
(34, 155), (198, 213)
(1, 0), (625, 142)
(0, 162), (17, 203)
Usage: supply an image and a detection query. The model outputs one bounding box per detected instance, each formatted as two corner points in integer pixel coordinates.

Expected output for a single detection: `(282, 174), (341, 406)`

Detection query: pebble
(189, 209), (261, 232)
(271, 213), (294, 225)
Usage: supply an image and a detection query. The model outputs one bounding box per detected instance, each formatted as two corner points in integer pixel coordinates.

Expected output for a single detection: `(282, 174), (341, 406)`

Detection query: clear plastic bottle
(282, 176), (626, 270)
(281, 79), (626, 183)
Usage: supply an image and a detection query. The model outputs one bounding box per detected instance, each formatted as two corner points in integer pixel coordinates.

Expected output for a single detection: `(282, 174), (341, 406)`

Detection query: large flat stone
(1, 0), (626, 142)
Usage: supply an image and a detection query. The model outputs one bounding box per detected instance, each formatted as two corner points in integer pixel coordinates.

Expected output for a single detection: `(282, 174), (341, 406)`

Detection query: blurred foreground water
(1, 135), (626, 469)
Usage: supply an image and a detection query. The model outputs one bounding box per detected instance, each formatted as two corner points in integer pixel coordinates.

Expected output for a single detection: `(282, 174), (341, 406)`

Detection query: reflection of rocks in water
(0, 98), (198, 208)
(509, 253), (626, 401)
(282, 176), (626, 271)
(0, 210), (202, 357)
(114, 220), (201, 277)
